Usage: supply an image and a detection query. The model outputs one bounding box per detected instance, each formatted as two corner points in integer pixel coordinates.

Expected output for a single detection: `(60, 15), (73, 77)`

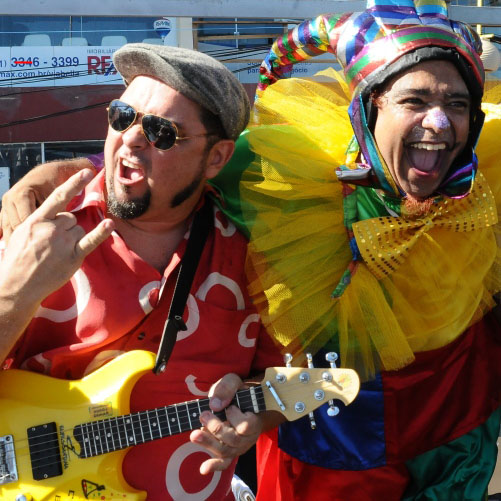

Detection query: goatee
(106, 181), (151, 219)
(402, 195), (434, 218)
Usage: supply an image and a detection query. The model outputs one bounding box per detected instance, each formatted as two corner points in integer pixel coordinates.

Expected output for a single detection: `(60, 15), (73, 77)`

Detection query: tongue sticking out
(407, 147), (440, 173)
(123, 166), (143, 181)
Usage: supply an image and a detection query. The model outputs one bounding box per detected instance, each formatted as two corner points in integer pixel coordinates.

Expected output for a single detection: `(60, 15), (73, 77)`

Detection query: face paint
(425, 108), (450, 130)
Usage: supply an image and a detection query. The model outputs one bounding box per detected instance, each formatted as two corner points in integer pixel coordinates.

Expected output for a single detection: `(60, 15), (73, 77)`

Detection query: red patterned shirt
(7, 170), (281, 500)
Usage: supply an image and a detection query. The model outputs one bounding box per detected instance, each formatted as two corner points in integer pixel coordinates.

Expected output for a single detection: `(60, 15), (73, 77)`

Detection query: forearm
(0, 292), (39, 363)
(0, 265), (42, 361)
(19, 158), (97, 198)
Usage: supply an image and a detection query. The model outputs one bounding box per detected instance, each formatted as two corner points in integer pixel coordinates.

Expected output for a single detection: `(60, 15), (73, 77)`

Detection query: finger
(1, 219), (12, 244)
(209, 374), (243, 411)
(53, 212), (78, 230)
(199, 456), (233, 475)
(199, 411), (242, 447)
(14, 190), (37, 224)
(75, 219), (114, 258)
(36, 169), (95, 220)
(224, 406), (258, 437)
(190, 428), (236, 460)
(2, 194), (24, 231)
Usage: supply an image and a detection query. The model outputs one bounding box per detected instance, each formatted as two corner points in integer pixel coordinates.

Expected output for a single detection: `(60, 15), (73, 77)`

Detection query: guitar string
(2, 391), (269, 471)
(6, 393), (269, 475)
(5, 376), (343, 473)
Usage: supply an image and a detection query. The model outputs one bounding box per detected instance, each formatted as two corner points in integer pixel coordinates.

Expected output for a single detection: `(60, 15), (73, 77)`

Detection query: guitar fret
(178, 403), (190, 433)
(90, 421), (97, 456)
(122, 416), (130, 448)
(174, 404), (181, 431)
(255, 387), (266, 412)
(186, 402), (192, 429)
(105, 418), (116, 452)
(154, 409), (163, 439)
(167, 405), (181, 435)
(100, 419), (110, 453)
(126, 415), (136, 446)
(162, 407), (172, 436)
(187, 401), (201, 431)
(249, 387), (259, 413)
(131, 412), (143, 444)
(90, 421), (100, 456)
(233, 389), (252, 413)
(145, 410), (154, 441)
(81, 423), (90, 458)
(199, 399), (211, 413)
(114, 416), (123, 450)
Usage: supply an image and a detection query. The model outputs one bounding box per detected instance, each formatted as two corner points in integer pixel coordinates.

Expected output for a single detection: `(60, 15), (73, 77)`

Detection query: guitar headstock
(261, 365), (360, 422)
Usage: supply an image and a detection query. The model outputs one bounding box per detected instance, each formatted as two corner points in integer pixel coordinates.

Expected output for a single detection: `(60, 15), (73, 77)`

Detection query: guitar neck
(74, 386), (265, 458)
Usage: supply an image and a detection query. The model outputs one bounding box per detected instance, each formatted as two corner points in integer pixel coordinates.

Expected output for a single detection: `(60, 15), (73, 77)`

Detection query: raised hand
(0, 158), (95, 242)
(0, 169), (114, 359)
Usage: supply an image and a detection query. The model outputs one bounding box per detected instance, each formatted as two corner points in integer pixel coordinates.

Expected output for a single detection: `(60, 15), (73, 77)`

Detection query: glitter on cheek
(425, 109), (450, 130)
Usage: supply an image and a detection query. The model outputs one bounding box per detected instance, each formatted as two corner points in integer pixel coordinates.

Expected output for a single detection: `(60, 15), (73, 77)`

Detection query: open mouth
(405, 142), (448, 174)
(118, 158), (145, 185)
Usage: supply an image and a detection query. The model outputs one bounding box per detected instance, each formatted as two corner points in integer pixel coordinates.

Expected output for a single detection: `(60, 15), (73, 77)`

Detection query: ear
(204, 139), (235, 179)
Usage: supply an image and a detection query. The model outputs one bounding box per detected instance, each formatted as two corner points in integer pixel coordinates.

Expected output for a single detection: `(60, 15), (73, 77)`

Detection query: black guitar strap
(153, 198), (213, 374)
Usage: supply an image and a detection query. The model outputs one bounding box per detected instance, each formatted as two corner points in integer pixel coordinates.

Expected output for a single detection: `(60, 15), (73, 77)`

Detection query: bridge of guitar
(0, 434), (17, 485)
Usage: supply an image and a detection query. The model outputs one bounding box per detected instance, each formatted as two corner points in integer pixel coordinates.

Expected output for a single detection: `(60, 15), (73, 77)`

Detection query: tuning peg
(284, 353), (293, 368)
(306, 354), (317, 430)
(325, 352), (340, 417)
(325, 352), (338, 368)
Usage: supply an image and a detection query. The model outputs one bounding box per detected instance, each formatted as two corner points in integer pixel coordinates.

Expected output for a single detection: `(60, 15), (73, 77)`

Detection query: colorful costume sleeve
(257, 14), (347, 93)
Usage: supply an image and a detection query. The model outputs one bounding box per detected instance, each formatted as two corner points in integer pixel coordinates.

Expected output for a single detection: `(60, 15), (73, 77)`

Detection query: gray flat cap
(113, 43), (250, 141)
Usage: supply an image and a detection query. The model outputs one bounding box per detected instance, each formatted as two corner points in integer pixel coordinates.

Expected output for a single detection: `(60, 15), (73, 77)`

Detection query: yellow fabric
(352, 172), (498, 280)
(242, 71), (501, 380)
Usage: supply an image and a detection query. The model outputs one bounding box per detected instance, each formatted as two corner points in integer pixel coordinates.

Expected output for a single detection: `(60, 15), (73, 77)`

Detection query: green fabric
(403, 407), (501, 501)
(209, 130), (257, 239)
(355, 186), (401, 221)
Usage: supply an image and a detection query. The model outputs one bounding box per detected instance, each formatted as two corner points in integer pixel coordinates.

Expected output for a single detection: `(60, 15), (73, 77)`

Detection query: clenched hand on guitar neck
(0, 169), (114, 362)
(192, 372), (286, 475)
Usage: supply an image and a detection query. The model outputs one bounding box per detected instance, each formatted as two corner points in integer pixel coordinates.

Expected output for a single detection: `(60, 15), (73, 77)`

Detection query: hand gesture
(0, 168), (114, 307)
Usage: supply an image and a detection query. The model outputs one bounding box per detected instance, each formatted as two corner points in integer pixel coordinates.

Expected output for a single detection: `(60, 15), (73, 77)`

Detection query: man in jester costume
(211, 0), (501, 498)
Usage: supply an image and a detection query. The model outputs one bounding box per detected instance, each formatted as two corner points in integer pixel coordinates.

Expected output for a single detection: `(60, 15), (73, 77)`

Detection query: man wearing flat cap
(0, 43), (282, 500)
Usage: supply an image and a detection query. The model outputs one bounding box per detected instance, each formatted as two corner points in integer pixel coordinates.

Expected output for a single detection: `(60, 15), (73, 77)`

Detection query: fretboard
(74, 385), (266, 458)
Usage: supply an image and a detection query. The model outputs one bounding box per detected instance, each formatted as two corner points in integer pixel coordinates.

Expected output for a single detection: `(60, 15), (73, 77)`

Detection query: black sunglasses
(107, 99), (212, 151)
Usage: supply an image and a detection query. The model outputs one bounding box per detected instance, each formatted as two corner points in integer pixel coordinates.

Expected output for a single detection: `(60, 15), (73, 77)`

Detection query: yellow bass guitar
(0, 350), (360, 500)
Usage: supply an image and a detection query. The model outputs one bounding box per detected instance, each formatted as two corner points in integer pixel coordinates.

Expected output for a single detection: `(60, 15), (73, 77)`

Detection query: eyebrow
(392, 88), (471, 100)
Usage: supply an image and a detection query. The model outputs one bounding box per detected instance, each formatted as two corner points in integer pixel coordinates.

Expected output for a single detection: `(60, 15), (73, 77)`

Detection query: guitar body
(0, 350), (155, 500)
(0, 349), (360, 501)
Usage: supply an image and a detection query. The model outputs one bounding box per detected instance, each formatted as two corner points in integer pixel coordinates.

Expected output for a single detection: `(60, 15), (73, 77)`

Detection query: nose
(119, 122), (149, 150)
(422, 108), (450, 133)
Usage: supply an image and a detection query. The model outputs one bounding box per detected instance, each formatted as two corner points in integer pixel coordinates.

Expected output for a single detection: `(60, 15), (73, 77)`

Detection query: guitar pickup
(0, 435), (17, 485)
(27, 422), (63, 481)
